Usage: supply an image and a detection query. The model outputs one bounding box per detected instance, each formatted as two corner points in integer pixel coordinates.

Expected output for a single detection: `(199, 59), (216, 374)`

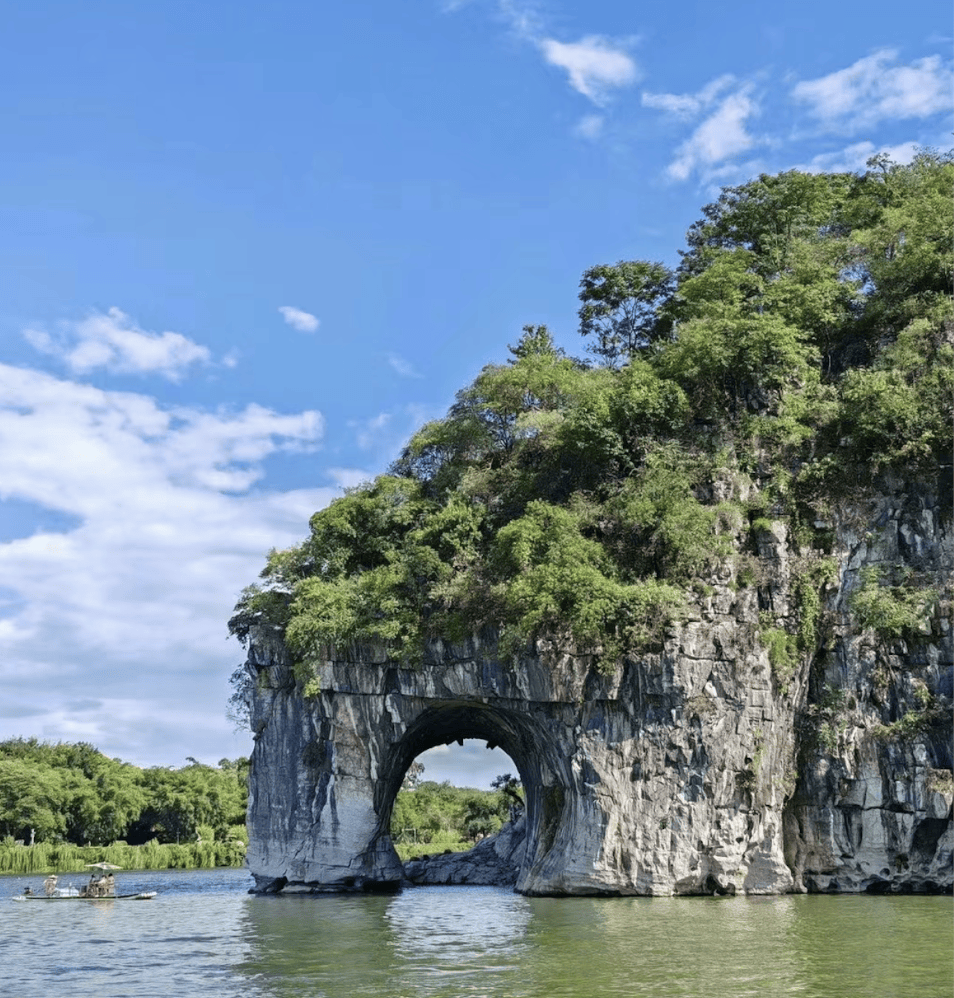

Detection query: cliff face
(782, 480), (953, 893)
(243, 481), (952, 895)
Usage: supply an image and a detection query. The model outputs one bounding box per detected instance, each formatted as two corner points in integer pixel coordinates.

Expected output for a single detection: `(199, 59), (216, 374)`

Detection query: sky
(0, 0), (950, 787)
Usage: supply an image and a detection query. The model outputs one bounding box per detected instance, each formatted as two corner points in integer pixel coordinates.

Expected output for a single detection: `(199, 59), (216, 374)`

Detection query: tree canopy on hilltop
(230, 151), (953, 680)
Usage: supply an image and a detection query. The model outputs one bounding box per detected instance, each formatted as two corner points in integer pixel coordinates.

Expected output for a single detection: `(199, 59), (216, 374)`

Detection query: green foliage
(559, 360), (690, 484)
(389, 780), (511, 861)
(679, 169), (855, 279)
(231, 152), (952, 687)
(837, 317), (954, 472)
(492, 499), (683, 667)
(131, 758), (247, 846)
(0, 836), (247, 875)
(849, 566), (938, 639)
(759, 614), (797, 686)
(0, 739), (248, 858)
(848, 150), (954, 338)
(658, 273), (820, 422)
(794, 557), (839, 651)
(603, 447), (737, 583)
(578, 260), (675, 365)
(808, 685), (849, 755)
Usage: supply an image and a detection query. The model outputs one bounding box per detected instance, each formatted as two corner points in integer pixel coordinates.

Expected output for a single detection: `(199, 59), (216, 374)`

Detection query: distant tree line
(390, 771), (521, 861)
(0, 738), (248, 848)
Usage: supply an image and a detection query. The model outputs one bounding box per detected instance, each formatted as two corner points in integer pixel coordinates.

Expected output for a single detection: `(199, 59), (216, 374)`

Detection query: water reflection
(515, 895), (807, 998)
(237, 887), (533, 998)
(4, 870), (948, 998)
(235, 890), (811, 998)
(2, 869), (252, 998)
(235, 889), (953, 998)
(386, 887), (532, 995)
(790, 895), (954, 998)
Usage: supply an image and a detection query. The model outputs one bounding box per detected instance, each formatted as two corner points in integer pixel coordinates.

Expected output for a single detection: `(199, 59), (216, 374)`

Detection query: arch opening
(373, 701), (563, 883)
(389, 739), (521, 857)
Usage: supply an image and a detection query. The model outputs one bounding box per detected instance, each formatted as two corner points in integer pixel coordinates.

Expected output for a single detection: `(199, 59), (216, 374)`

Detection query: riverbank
(0, 837), (246, 873)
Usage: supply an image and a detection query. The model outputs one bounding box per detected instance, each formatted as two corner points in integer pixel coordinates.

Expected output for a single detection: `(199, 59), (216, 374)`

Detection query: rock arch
(241, 487), (953, 896)
(242, 629), (798, 896)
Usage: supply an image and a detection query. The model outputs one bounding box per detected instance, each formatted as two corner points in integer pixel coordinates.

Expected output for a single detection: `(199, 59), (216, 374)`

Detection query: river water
(1, 869), (950, 998)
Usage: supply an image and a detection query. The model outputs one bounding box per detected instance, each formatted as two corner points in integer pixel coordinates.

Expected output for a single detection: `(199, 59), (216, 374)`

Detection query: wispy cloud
(538, 35), (639, 105)
(643, 76), (761, 182)
(792, 50), (953, 131)
(670, 87), (760, 181)
(495, 0), (544, 39)
(348, 403), (443, 462)
(795, 139), (923, 174)
(443, 2), (637, 109)
(23, 307), (211, 381)
(573, 114), (604, 140)
(278, 305), (320, 333)
(387, 352), (423, 378)
(350, 411), (393, 451)
(641, 74), (736, 119)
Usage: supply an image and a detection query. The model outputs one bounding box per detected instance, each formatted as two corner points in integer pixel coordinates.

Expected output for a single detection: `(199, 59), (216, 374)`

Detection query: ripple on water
(2, 871), (951, 998)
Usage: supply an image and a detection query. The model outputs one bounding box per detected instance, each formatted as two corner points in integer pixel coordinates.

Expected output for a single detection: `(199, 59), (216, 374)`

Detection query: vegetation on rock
(230, 152), (952, 681)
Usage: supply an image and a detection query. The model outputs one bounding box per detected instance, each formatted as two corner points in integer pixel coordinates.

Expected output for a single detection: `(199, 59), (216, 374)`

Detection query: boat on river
(13, 864), (157, 902)
(13, 891), (156, 901)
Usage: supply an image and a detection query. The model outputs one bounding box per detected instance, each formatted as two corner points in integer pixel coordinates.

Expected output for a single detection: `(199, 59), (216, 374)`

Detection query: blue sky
(0, 0), (950, 784)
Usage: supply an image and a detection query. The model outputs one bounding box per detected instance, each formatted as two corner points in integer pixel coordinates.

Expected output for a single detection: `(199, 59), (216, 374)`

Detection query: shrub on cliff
(231, 151), (952, 676)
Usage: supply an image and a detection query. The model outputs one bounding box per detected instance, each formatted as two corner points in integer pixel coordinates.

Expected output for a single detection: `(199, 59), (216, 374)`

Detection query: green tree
(0, 758), (68, 843)
(848, 149), (954, 340)
(231, 155), (951, 694)
(678, 169), (854, 279)
(578, 260), (674, 366)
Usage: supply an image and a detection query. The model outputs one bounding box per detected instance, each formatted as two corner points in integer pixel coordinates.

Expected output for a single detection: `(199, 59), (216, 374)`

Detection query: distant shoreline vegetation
(0, 836), (247, 875)
(390, 774), (521, 863)
(0, 738), (249, 870)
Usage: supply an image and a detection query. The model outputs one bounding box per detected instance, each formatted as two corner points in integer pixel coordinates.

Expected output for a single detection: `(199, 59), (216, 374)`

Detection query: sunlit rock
(243, 482), (952, 896)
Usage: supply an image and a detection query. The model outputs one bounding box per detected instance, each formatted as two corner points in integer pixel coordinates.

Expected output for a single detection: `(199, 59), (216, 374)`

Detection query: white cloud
(573, 114), (604, 140)
(640, 75), (763, 182)
(538, 35), (639, 105)
(640, 91), (701, 118)
(641, 74), (736, 119)
(0, 361), (331, 765)
(667, 84), (761, 182)
(387, 352), (423, 378)
(23, 307), (211, 381)
(417, 741), (515, 789)
(442, 2), (636, 131)
(350, 411), (393, 451)
(792, 50), (953, 131)
(278, 305), (320, 333)
(796, 140), (922, 175)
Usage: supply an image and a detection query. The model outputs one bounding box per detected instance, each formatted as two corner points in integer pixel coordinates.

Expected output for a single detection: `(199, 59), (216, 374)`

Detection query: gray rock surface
(403, 815), (527, 886)
(242, 480), (952, 896)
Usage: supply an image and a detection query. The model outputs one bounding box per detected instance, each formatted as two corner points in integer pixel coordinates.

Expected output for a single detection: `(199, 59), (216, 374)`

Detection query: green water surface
(237, 887), (953, 998)
(4, 870), (951, 998)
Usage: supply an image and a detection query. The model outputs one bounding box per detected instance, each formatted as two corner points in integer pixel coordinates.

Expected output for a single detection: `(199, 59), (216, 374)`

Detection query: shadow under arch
(375, 701), (567, 885)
